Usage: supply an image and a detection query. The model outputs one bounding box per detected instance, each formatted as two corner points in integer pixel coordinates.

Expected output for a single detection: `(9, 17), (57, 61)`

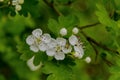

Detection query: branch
(81, 30), (119, 55)
(79, 22), (100, 30)
(43, 0), (62, 16)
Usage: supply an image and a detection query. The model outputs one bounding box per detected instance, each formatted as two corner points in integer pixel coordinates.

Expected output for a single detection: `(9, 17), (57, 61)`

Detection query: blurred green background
(0, 0), (120, 80)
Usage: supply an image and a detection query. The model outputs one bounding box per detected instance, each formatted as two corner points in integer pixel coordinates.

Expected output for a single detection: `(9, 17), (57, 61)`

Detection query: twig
(81, 30), (99, 61)
(43, 0), (62, 16)
(79, 22), (100, 30)
(81, 30), (119, 55)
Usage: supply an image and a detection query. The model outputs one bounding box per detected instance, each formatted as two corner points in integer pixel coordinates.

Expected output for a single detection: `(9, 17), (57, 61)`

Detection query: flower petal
(54, 52), (65, 60)
(47, 38), (57, 48)
(69, 35), (78, 46)
(41, 33), (51, 43)
(62, 45), (72, 54)
(30, 45), (39, 52)
(56, 38), (66, 46)
(32, 29), (42, 38)
(27, 56), (42, 71)
(26, 35), (35, 45)
(38, 42), (48, 52)
(74, 45), (84, 55)
(46, 48), (56, 56)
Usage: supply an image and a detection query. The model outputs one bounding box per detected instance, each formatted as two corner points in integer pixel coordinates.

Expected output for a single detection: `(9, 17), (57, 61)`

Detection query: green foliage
(48, 15), (79, 36)
(42, 62), (73, 80)
(0, 0), (120, 80)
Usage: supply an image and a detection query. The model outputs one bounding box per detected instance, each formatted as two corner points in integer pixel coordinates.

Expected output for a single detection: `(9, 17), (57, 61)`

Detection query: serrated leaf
(42, 62), (73, 80)
(48, 19), (60, 36)
(95, 4), (118, 33)
(17, 42), (34, 61)
(20, 52), (34, 61)
(58, 15), (79, 28)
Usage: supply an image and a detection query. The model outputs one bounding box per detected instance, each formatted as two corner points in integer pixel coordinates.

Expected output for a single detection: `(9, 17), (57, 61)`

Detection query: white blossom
(62, 44), (72, 54)
(15, 4), (22, 11)
(32, 29), (42, 38)
(26, 35), (35, 45)
(30, 44), (39, 52)
(60, 28), (67, 36)
(12, 0), (18, 5)
(69, 35), (84, 59)
(26, 28), (52, 52)
(27, 56), (42, 71)
(54, 52), (65, 60)
(85, 56), (91, 63)
(46, 37), (69, 60)
(69, 35), (78, 46)
(41, 33), (51, 43)
(72, 27), (79, 34)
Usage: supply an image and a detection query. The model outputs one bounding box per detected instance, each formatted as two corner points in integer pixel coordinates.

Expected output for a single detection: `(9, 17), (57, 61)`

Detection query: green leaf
(95, 4), (118, 34)
(42, 62), (73, 80)
(17, 42), (34, 61)
(20, 52), (34, 61)
(58, 15), (79, 28)
(33, 52), (48, 66)
(48, 18), (60, 36)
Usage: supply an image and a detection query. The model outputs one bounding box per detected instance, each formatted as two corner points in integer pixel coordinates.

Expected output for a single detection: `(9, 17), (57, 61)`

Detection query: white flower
(32, 29), (42, 38)
(62, 44), (72, 54)
(27, 56), (42, 71)
(74, 44), (84, 58)
(15, 4), (22, 11)
(41, 33), (51, 43)
(72, 27), (79, 34)
(73, 52), (83, 59)
(26, 35), (35, 45)
(60, 28), (67, 36)
(85, 56), (91, 63)
(46, 37), (69, 60)
(56, 37), (66, 46)
(38, 42), (48, 52)
(26, 28), (52, 52)
(69, 35), (84, 59)
(30, 44), (39, 52)
(12, 0), (18, 5)
(54, 52), (65, 60)
(47, 38), (57, 49)
(69, 35), (78, 46)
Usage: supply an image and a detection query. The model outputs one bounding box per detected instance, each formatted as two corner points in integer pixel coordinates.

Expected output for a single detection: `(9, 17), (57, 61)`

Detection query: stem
(81, 30), (119, 55)
(79, 22), (100, 30)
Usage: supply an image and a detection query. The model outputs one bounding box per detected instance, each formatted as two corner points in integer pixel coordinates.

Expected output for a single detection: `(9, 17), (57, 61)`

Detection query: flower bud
(85, 56), (91, 63)
(60, 28), (67, 36)
(15, 5), (22, 11)
(72, 27), (79, 34)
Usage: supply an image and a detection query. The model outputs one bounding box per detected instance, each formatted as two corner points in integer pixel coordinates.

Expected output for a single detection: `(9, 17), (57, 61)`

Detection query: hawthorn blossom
(69, 35), (84, 59)
(46, 37), (72, 60)
(26, 29), (51, 52)
(12, 0), (24, 11)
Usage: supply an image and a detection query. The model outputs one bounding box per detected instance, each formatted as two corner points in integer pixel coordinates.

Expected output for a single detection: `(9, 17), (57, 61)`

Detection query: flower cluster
(26, 27), (85, 60)
(11, 0), (24, 11)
